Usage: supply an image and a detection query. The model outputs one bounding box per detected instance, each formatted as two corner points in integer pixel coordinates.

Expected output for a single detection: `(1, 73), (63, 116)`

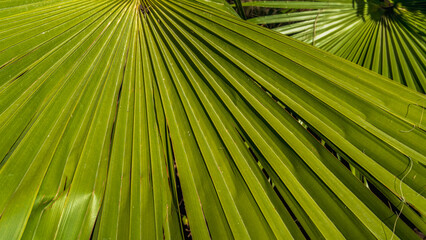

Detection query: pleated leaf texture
(246, 0), (426, 93)
(0, 0), (425, 239)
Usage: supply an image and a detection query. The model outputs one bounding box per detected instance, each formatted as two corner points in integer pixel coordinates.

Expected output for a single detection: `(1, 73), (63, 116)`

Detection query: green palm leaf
(246, 0), (426, 93)
(0, 0), (425, 239)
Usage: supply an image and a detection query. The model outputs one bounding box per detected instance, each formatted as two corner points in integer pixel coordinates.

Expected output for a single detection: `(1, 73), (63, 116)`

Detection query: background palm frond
(245, 0), (426, 93)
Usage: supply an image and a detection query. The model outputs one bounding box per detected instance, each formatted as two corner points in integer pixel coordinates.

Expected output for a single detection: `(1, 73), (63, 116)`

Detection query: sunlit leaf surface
(0, 0), (425, 239)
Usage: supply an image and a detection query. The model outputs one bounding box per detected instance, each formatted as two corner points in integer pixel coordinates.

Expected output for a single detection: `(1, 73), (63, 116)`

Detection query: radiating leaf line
(0, 0), (424, 239)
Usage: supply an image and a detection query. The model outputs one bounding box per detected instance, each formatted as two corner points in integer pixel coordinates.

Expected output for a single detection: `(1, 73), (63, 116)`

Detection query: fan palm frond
(0, 0), (425, 239)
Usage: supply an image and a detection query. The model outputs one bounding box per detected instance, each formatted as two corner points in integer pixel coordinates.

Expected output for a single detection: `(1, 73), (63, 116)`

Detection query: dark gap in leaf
(107, 108), (118, 158)
(0, 110), (37, 168)
(253, 85), (325, 145)
(305, 126), (322, 142)
(89, 203), (103, 240)
(63, 177), (67, 191)
(367, 180), (424, 236)
(256, 154), (311, 239)
(163, 127), (186, 239)
(368, 181), (398, 210)
(165, 127), (179, 204)
(148, 19), (212, 239)
(12, 69), (29, 82)
(318, 138), (424, 236)
(407, 203), (422, 218)
(235, 128), (311, 238)
(323, 141), (337, 156)
(172, 147), (211, 239)
(257, 153), (311, 238)
(108, 73), (124, 160)
(173, 157), (192, 240)
(273, 186), (311, 240)
(250, 84), (425, 236)
(338, 156), (352, 170)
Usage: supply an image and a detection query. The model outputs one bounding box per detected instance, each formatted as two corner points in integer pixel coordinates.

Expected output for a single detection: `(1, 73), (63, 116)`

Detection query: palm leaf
(246, 0), (426, 93)
(0, 0), (425, 239)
